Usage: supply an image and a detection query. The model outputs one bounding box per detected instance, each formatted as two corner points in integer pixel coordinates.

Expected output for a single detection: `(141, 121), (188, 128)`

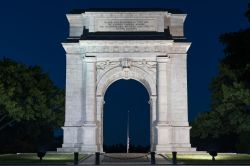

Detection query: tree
(0, 58), (64, 153)
(191, 4), (250, 152)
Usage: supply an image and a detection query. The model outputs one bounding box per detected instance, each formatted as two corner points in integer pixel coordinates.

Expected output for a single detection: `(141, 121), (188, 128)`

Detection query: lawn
(166, 153), (250, 164)
(1, 152), (250, 164)
(0, 153), (86, 164)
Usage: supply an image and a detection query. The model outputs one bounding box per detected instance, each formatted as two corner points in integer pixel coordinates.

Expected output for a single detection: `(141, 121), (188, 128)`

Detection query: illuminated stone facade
(58, 9), (196, 153)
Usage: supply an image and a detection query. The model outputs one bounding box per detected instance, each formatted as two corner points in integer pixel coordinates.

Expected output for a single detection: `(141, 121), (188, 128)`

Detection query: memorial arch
(58, 9), (196, 153)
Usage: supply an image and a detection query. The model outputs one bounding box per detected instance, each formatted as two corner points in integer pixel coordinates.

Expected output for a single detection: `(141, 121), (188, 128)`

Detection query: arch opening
(103, 79), (150, 153)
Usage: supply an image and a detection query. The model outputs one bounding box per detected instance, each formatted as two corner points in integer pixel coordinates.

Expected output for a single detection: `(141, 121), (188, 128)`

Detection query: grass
(166, 153), (250, 164)
(1, 152), (250, 164)
(0, 153), (86, 164)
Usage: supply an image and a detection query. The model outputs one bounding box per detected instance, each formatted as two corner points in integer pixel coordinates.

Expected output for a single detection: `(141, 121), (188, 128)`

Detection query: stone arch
(102, 79), (151, 152)
(96, 66), (156, 97)
(95, 65), (157, 152)
(60, 9), (195, 153)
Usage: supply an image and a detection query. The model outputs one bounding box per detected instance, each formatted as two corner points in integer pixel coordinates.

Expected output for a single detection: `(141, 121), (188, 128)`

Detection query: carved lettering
(96, 19), (157, 32)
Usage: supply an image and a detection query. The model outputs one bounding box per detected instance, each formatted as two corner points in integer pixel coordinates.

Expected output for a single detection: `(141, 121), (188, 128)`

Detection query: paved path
(80, 153), (171, 165)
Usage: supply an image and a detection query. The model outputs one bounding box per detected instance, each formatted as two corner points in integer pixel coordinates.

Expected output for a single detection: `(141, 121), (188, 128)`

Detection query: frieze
(96, 61), (120, 81)
(96, 59), (157, 83)
(96, 60), (120, 71)
(77, 41), (190, 54)
(83, 46), (169, 53)
(133, 60), (157, 70)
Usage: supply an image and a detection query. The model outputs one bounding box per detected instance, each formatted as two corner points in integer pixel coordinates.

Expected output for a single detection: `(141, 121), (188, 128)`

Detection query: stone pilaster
(155, 56), (172, 152)
(169, 53), (189, 125)
(79, 56), (98, 152)
(84, 56), (97, 123)
(96, 96), (104, 152)
(150, 96), (157, 151)
(156, 56), (169, 124)
(58, 53), (84, 152)
(64, 53), (84, 126)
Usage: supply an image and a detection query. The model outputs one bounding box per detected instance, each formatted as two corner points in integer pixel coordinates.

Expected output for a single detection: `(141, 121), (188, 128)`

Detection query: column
(80, 56), (98, 152)
(96, 96), (104, 152)
(156, 56), (169, 124)
(58, 53), (83, 152)
(150, 95), (157, 151)
(85, 56), (97, 124)
(155, 56), (172, 152)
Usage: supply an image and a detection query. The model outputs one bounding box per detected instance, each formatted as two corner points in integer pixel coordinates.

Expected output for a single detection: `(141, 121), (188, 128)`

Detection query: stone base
(57, 146), (97, 154)
(57, 147), (79, 152)
(154, 124), (195, 153)
(57, 144), (98, 153)
(156, 145), (196, 153)
(79, 145), (98, 153)
(59, 124), (98, 153)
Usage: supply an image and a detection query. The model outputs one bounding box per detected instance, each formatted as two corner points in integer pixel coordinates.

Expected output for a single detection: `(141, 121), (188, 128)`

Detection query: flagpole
(126, 110), (130, 153)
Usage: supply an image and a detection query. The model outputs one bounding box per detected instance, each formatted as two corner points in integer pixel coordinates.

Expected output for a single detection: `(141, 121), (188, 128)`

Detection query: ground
(0, 153), (86, 164)
(0, 152), (250, 165)
(166, 153), (250, 164)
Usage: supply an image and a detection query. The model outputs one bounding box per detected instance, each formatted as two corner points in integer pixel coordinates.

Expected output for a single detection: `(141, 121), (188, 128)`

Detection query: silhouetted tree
(0, 58), (64, 153)
(191, 4), (250, 152)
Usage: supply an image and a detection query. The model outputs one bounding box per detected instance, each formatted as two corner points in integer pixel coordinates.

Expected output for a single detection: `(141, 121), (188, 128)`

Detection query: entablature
(62, 40), (190, 54)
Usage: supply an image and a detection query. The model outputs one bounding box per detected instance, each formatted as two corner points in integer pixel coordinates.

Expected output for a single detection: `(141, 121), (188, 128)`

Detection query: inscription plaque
(95, 19), (157, 32)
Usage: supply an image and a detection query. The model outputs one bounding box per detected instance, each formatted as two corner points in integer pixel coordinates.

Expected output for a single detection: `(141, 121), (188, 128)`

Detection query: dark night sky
(0, 0), (249, 146)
